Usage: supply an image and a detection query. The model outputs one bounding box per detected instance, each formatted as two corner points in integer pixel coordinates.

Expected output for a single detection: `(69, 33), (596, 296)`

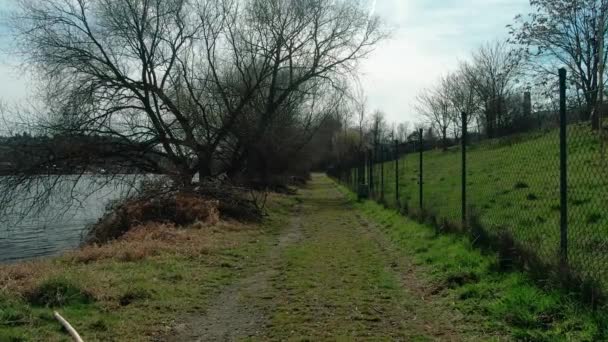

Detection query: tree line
(328, 0), (608, 172)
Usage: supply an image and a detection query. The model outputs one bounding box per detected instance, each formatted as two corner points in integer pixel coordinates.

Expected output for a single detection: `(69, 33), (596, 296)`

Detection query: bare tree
(4, 0), (386, 212)
(415, 84), (452, 151)
(370, 109), (387, 148)
(349, 84), (369, 153)
(443, 67), (480, 141)
(510, 0), (608, 128)
(464, 41), (522, 138)
(396, 122), (410, 143)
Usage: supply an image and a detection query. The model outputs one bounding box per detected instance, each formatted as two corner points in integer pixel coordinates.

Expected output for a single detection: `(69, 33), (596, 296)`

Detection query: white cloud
(0, 63), (28, 103)
(0, 0), (28, 104)
(360, 0), (530, 125)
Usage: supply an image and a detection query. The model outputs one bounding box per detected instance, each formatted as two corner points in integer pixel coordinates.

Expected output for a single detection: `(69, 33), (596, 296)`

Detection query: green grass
(341, 184), (608, 341)
(262, 176), (475, 340)
(0, 257), (249, 341)
(1, 261), (235, 341)
(354, 124), (608, 290)
(0, 194), (298, 341)
(4, 171), (608, 341)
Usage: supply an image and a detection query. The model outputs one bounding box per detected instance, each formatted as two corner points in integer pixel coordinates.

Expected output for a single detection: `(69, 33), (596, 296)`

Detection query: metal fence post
(559, 68), (568, 266)
(462, 111), (468, 229)
(395, 140), (399, 205)
(368, 148), (373, 195)
(356, 150), (365, 199)
(380, 145), (385, 201)
(359, 150), (365, 186)
(419, 128), (424, 211)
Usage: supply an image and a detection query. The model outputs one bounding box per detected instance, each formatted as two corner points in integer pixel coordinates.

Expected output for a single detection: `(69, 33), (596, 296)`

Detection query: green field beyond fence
(339, 123), (608, 303)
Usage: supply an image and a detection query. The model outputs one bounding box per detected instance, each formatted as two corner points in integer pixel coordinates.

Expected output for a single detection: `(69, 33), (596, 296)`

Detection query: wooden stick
(53, 311), (84, 342)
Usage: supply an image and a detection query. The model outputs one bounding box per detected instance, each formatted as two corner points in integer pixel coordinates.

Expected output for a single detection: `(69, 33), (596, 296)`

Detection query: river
(0, 176), (140, 263)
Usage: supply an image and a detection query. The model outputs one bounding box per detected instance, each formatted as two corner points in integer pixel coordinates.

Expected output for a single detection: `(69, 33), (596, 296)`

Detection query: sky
(0, 0), (531, 125)
(360, 0), (530, 124)
(0, 0), (27, 105)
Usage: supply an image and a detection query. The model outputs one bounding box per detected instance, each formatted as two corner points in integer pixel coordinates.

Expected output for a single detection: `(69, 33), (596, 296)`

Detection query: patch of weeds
(160, 271), (184, 283)
(514, 182), (530, 189)
(89, 319), (109, 331)
(36, 311), (55, 323)
(457, 281), (497, 301)
(0, 296), (31, 327)
(526, 193), (539, 201)
(119, 287), (152, 306)
(415, 246), (429, 253)
(572, 198), (591, 206)
(489, 284), (561, 330)
(26, 278), (93, 307)
(445, 272), (479, 288)
(587, 213), (602, 225)
(0, 330), (27, 342)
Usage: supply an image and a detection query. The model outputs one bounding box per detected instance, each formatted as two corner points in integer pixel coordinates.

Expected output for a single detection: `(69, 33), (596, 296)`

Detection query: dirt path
(169, 200), (304, 341)
(171, 174), (471, 341)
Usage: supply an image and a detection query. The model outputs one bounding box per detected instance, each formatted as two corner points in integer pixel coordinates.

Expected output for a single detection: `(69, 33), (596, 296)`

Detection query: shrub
(0, 296), (30, 327)
(25, 278), (93, 307)
(86, 192), (220, 244)
(125, 193), (220, 227)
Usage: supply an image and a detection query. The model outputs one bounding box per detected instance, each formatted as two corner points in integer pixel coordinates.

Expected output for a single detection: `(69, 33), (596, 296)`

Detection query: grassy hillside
(367, 124), (608, 290)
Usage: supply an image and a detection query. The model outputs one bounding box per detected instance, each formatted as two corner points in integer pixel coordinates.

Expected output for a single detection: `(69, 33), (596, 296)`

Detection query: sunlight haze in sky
(0, 0), (531, 125)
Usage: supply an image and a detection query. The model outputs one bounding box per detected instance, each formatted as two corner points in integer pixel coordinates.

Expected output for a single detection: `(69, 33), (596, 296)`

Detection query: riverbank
(0, 192), (298, 341)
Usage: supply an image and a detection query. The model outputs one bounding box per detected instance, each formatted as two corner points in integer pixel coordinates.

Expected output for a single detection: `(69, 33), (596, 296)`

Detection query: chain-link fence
(336, 69), (608, 304)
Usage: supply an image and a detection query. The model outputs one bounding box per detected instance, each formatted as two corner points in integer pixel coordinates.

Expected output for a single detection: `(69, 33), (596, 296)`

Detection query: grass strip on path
(261, 175), (487, 341)
(337, 177), (608, 341)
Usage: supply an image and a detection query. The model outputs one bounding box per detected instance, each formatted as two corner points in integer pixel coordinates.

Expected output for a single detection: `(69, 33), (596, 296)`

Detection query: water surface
(0, 176), (138, 262)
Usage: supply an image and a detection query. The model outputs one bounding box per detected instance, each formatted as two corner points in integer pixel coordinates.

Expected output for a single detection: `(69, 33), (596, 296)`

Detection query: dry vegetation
(0, 192), (296, 341)
(2, 221), (249, 299)
(86, 192), (222, 244)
